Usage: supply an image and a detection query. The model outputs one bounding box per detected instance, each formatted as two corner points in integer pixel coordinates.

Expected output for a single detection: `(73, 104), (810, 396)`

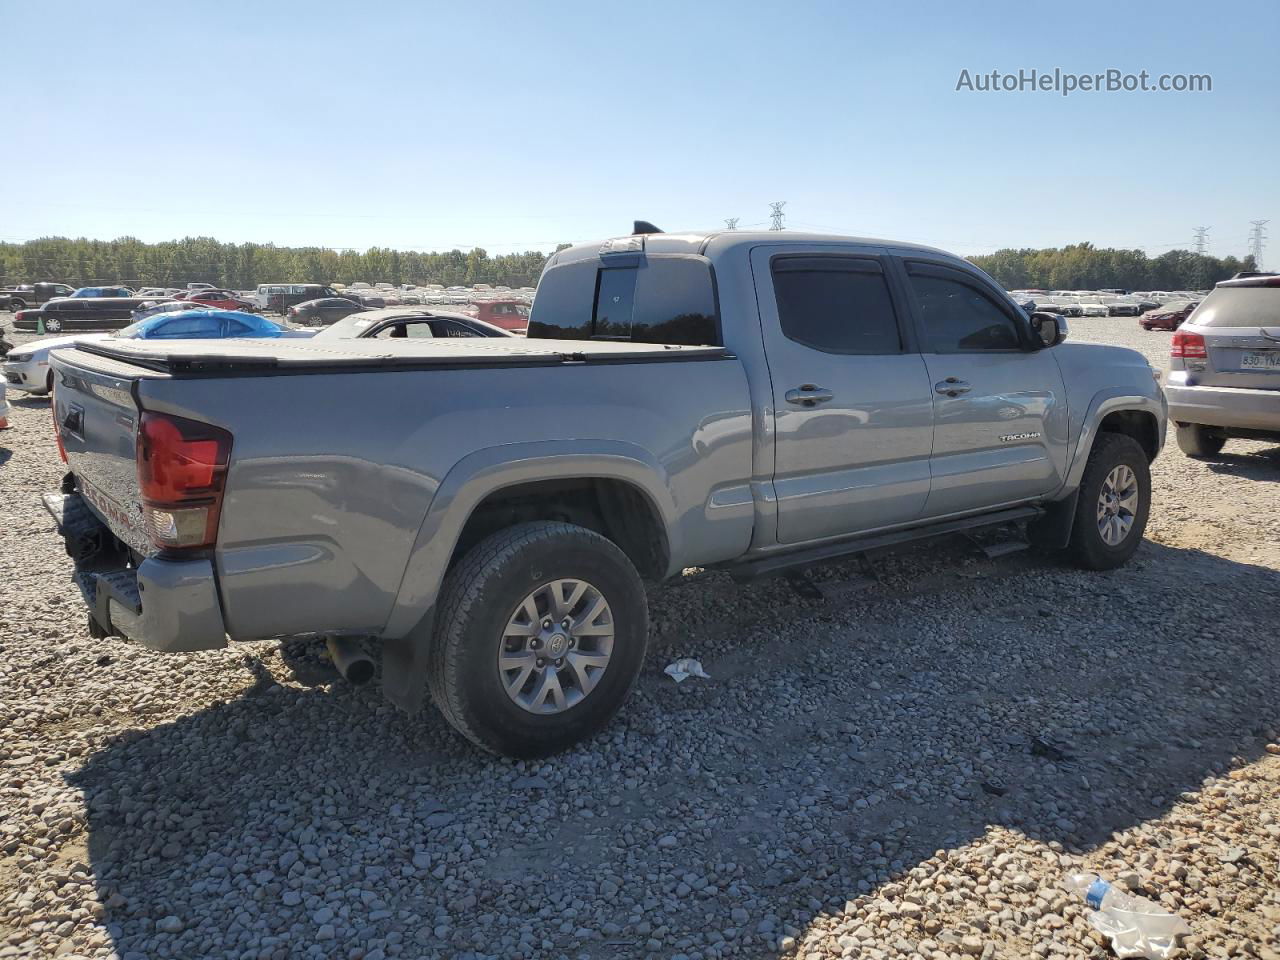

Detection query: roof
(548, 230), (956, 267)
(342, 307), (477, 323)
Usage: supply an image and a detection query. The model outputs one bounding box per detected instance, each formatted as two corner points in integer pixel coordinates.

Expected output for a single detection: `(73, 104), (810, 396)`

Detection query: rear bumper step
(43, 490), (228, 651)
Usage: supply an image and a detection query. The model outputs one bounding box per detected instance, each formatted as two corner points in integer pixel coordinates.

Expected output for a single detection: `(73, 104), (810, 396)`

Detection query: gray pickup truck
(45, 227), (1166, 756)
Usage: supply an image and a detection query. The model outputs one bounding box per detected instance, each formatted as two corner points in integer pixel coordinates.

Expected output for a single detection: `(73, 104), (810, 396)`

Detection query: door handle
(784, 385), (834, 407)
(934, 378), (971, 398)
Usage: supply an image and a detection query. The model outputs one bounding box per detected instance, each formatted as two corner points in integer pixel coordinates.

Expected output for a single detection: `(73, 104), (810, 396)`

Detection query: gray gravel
(1, 317), (1279, 960)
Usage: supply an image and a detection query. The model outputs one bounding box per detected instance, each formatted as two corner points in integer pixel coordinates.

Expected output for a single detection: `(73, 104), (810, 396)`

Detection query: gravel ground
(1, 317), (1278, 960)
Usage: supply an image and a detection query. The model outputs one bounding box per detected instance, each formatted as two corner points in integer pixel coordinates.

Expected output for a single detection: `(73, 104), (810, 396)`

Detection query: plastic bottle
(1064, 874), (1190, 960)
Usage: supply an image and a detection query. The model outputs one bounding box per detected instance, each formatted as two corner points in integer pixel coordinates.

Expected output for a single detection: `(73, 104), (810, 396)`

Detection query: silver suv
(1165, 275), (1280, 456)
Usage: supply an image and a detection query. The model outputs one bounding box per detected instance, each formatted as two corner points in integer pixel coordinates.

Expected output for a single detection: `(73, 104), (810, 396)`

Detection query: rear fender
(381, 439), (679, 640)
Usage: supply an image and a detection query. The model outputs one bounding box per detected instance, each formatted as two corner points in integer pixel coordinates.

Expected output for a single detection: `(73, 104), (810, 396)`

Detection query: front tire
(1066, 432), (1151, 571)
(1175, 423), (1226, 458)
(428, 521), (649, 757)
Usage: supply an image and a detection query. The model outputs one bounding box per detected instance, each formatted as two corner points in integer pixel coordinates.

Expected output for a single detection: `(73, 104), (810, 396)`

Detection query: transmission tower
(723, 218), (739, 231)
(1192, 226), (1210, 255)
(1248, 220), (1269, 269)
(768, 201), (787, 231)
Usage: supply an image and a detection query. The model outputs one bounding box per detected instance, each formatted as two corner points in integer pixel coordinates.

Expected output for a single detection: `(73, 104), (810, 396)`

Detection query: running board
(727, 506), (1043, 582)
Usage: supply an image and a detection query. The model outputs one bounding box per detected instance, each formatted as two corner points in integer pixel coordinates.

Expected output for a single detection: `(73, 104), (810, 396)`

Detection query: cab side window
(771, 256), (903, 355)
(905, 265), (1022, 353)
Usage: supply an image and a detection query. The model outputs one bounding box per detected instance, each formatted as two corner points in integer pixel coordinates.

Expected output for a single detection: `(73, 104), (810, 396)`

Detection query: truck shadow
(1202, 444), (1280, 483)
(65, 540), (1279, 959)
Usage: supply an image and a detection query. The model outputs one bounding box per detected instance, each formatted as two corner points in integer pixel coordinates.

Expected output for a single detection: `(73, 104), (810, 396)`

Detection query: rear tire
(428, 521), (648, 757)
(1066, 432), (1151, 571)
(44, 317), (62, 333)
(1175, 423), (1226, 458)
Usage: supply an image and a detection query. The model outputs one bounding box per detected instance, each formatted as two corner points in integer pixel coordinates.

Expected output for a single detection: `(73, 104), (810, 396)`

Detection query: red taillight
(137, 412), (232, 550)
(1171, 331), (1207, 359)
(51, 390), (67, 463)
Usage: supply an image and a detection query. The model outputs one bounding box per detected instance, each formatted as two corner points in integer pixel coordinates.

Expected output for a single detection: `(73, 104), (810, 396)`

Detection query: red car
(1139, 300), (1198, 331)
(470, 299), (529, 333)
(176, 289), (258, 312)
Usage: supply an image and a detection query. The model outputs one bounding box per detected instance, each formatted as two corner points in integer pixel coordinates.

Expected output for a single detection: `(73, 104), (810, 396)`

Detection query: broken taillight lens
(1171, 331), (1207, 359)
(136, 412), (232, 549)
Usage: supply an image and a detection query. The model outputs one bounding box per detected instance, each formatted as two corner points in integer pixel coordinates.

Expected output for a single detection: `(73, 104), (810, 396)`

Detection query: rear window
(1190, 287), (1280, 328)
(527, 256), (719, 346)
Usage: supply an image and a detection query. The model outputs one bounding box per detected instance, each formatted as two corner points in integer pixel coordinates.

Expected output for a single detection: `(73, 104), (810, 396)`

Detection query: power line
(1248, 220), (1269, 269)
(768, 201), (786, 232)
(723, 218), (739, 231)
(1192, 226), (1210, 255)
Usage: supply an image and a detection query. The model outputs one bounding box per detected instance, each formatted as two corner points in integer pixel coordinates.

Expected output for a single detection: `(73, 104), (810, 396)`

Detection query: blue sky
(5, 0), (1276, 259)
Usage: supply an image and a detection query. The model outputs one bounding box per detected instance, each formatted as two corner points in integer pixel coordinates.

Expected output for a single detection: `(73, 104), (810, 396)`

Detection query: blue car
(3, 310), (304, 396)
(116, 309), (295, 340)
(69, 286), (134, 298)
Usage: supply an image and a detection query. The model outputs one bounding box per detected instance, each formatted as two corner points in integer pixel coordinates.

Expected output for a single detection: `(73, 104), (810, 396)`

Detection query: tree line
(0, 236), (557, 290)
(1, 235), (1259, 294)
(969, 242), (1258, 291)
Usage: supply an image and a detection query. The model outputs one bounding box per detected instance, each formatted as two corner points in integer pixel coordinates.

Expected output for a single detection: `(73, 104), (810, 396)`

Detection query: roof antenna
(632, 220), (663, 235)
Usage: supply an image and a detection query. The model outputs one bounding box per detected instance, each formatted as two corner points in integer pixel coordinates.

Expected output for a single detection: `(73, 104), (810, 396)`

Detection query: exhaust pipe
(324, 635), (375, 686)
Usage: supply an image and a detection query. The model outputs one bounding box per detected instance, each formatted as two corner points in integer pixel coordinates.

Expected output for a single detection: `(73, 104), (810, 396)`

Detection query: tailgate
(50, 348), (155, 556)
(1201, 328), (1280, 391)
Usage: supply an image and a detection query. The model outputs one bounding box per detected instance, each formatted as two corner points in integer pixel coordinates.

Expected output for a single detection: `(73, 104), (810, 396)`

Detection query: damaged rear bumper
(42, 491), (227, 652)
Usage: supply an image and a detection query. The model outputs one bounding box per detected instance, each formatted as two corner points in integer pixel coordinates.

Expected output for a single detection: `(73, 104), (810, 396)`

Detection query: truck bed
(49, 334), (756, 648)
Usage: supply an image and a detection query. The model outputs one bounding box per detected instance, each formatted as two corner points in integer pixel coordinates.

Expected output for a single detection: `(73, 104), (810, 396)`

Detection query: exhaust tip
(324, 635), (375, 686)
(345, 659), (375, 686)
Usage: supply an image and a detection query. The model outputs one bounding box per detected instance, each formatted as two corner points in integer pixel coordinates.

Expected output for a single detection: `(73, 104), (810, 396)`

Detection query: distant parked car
(311, 308), (514, 341)
(177, 289), (259, 311)
(253, 283), (342, 313)
(130, 300), (198, 322)
(1165, 276), (1280, 457)
(69, 286), (134, 298)
(1080, 303), (1109, 317)
(2, 282), (77, 312)
(287, 297), (365, 326)
(13, 294), (159, 332)
(3, 310), (307, 395)
(1108, 302), (1142, 317)
(472, 299), (531, 333)
(1140, 301), (1198, 331)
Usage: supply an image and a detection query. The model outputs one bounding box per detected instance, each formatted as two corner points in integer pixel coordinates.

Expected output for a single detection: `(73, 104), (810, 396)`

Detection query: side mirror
(1030, 311), (1068, 348)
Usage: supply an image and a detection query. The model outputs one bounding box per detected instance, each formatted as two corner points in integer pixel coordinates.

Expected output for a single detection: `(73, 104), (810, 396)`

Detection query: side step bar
(727, 505), (1043, 582)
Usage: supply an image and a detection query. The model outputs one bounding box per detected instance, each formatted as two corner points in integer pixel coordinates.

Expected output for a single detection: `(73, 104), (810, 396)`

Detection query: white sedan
(2, 333), (112, 396)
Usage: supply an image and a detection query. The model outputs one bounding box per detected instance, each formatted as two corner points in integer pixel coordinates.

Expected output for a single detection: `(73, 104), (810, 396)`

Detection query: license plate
(1241, 351), (1280, 370)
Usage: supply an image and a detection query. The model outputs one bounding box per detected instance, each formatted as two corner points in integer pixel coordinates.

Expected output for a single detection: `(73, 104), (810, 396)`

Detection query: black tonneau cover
(69, 336), (729, 376)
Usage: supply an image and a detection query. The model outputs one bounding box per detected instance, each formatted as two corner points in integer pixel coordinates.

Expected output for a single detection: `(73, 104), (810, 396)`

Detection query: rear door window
(771, 256), (903, 355)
